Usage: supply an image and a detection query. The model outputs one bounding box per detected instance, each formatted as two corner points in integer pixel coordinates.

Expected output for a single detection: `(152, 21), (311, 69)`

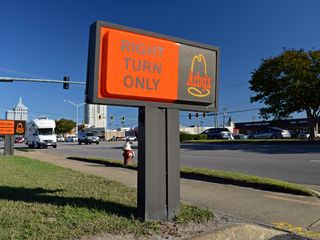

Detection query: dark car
(78, 132), (100, 145)
(248, 127), (291, 139)
(201, 128), (232, 139)
(14, 136), (25, 144)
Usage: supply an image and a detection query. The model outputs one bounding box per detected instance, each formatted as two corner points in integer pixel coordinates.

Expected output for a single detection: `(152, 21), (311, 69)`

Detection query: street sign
(0, 120), (26, 135)
(86, 21), (219, 112)
(86, 21), (220, 221)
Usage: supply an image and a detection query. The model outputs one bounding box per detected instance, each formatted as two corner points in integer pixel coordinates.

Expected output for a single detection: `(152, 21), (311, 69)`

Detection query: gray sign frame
(86, 21), (219, 112)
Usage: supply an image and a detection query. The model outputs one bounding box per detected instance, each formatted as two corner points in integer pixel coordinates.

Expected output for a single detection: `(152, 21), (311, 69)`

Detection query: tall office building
(84, 104), (107, 129)
(6, 97), (28, 121)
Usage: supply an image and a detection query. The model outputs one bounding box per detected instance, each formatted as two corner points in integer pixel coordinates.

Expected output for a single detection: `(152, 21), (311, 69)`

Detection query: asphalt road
(2, 141), (320, 186)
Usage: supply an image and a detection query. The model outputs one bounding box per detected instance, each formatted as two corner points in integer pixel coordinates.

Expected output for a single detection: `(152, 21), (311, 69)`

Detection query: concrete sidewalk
(15, 150), (320, 239)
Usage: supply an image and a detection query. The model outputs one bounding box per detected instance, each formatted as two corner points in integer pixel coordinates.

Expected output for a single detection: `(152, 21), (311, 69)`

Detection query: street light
(63, 100), (86, 135)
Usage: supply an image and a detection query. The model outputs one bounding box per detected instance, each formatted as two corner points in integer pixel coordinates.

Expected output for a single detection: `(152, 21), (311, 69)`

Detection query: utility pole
(222, 107), (227, 127)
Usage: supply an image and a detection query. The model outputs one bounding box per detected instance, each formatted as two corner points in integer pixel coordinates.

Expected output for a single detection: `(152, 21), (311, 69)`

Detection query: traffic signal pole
(0, 77), (86, 88)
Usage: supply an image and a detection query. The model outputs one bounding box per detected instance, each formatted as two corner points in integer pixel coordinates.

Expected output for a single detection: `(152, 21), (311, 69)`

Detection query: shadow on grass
(66, 157), (315, 197)
(68, 157), (137, 171)
(179, 172), (309, 196)
(0, 186), (136, 218)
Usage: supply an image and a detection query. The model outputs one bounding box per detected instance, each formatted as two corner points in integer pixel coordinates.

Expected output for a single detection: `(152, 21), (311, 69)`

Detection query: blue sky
(0, 0), (319, 128)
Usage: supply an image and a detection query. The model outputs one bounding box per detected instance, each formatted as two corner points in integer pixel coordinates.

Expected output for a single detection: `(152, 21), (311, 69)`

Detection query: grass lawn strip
(0, 156), (213, 240)
(183, 139), (320, 144)
(67, 156), (317, 197)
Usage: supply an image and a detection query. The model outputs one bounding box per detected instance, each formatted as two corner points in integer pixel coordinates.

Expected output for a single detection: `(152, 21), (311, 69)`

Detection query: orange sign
(98, 27), (179, 102)
(86, 21), (218, 111)
(0, 128), (14, 135)
(0, 120), (25, 135)
(0, 120), (14, 128)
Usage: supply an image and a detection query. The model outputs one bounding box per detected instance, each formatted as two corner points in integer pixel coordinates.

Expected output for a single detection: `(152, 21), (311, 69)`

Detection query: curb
(185, 224), (288, 240)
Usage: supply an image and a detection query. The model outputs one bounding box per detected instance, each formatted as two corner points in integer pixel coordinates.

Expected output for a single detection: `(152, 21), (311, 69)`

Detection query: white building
(6, 97), (28, 121)
(180, 126), (210, 134)
(84, 104), (107, 129)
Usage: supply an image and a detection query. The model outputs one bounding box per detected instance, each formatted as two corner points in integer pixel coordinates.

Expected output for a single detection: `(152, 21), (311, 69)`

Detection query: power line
(181, 108), (261, 118)
(0, 105), (74, 118)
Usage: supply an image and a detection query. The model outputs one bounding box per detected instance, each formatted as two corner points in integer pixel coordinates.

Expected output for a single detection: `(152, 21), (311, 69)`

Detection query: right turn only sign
(86, 21), (219, 112)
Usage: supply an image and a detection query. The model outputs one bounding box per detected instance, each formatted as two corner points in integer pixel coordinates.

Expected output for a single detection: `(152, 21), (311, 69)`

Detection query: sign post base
(137, 107), (180, 221)
(4, 135), (14, 156)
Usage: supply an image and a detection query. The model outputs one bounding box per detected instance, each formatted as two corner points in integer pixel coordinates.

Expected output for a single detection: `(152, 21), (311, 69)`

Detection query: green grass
(183, 139), (320, 144)
(180, 167), (317, 197)
(174, 204), (214, 225)
(67, 156), (317, 197)
(0, 156), (214, 240)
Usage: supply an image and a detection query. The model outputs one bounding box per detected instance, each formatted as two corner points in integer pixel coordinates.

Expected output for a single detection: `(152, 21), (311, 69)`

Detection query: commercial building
(5, 97), (28, 121)
(235, 118), (319, 135)
(84, 104), (107, 128)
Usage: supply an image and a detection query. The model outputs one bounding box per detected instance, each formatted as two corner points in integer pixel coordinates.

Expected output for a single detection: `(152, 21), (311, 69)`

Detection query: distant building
(6, 97), (28, 121)
(180, 126), (210, 134)
(84, 104), (107, 129)
(234, 118), (318, 135)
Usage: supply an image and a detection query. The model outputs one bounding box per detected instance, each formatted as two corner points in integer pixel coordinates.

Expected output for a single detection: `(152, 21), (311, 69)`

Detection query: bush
(193, 134), (208, 140)
(180, 132), (208, 142)
(180, 132), (193, 142)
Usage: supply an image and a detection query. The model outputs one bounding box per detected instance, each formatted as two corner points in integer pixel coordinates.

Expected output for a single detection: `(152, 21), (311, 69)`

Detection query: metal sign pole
(137, 107), (180, 220)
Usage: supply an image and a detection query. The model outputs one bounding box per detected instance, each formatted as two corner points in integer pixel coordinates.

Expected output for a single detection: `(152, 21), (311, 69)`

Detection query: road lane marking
(264, 194), (320, 207)
(273, 222), (320, 238)
(310, 160), (320, 163)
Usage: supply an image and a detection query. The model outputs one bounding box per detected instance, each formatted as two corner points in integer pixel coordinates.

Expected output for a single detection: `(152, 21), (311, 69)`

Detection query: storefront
(234, 118), (319, 136)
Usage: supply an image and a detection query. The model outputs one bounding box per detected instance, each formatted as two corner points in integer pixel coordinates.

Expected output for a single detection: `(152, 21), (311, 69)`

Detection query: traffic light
(203, 112), (206, 117)
(121, 116), (125, 121)
(63, 76), (69, 89)
(110, 115), (114, 121)
(195, 112), (199, 118)
(98, 115), (101, 120)
(188, 113), (192, 120)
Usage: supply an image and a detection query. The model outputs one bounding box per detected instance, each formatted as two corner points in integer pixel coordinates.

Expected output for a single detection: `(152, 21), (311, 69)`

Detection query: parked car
(126, 136), (137, 141)
(56, 135), (65, 142)
(248, 127), (291, 139)
(14, 136), (25, 144)
(78, 132), (100, 145)
(233, 134), (247, 139)
(66, 136), (78, 142)
(201, 128), (233, 139)
(298, 131), (310, 139)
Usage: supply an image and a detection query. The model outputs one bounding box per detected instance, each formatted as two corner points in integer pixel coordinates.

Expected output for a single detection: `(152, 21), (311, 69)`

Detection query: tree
(250, 49), (320, 138)
(55, 119), (76, 135)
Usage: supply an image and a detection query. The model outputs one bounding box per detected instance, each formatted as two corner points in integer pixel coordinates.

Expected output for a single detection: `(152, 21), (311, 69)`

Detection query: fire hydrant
(123, 141), (134, 166)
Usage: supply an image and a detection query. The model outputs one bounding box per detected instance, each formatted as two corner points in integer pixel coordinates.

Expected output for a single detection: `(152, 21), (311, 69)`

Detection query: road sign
(0, 120), (26, 135)
(86, 21), (220, 221)
(86, 21), (219, 112)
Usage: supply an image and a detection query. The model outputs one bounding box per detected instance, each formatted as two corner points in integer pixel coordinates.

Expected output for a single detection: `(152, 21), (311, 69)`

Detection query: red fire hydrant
(123, 141), (134, 166)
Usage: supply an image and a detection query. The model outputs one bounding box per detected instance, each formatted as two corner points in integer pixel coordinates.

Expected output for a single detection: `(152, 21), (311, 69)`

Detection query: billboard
(86, 21), (219, 112)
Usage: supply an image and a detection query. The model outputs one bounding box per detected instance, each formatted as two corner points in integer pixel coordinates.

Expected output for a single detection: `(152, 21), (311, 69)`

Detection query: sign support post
(138, 107), (180, 220)
(4, 135), (14, 156)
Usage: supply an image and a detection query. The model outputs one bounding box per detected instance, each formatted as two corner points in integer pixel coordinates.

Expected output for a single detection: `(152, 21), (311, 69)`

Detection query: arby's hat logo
(186, 54), (212, 97)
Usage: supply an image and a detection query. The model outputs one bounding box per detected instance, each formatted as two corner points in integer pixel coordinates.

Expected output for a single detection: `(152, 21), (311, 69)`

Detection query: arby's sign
(86, 21), (219, 111)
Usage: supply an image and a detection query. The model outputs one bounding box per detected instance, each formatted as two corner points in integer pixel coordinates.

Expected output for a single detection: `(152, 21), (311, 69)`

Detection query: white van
(25, 117), (57, 148)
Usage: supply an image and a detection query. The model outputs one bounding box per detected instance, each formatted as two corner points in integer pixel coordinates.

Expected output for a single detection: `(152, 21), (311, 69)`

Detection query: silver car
(248, 127), (291, 139)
